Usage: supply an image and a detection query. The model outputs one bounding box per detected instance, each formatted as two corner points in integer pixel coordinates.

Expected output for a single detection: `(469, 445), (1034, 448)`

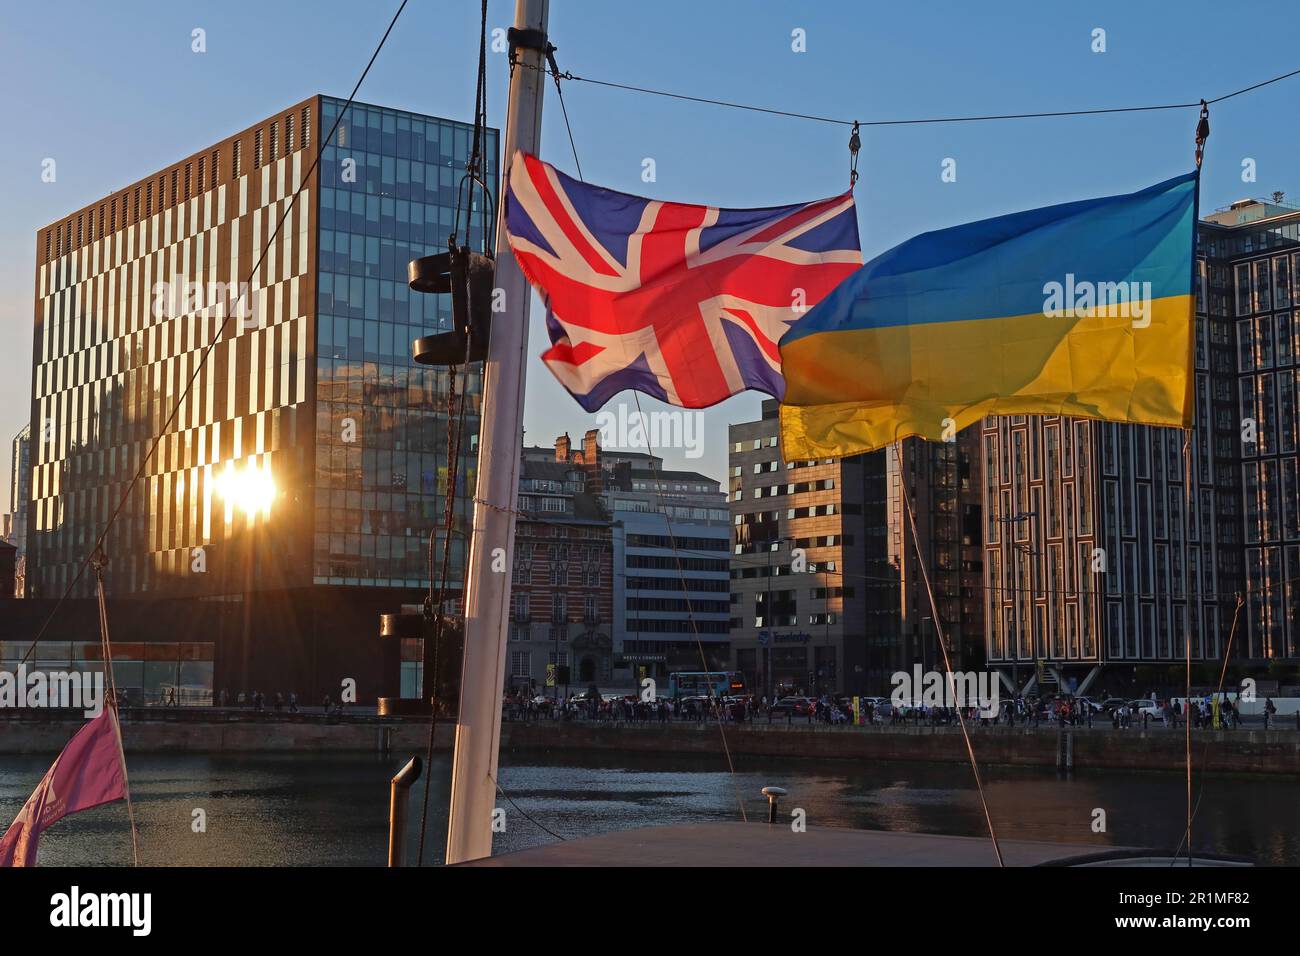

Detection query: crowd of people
(501, 687), (1286, 732)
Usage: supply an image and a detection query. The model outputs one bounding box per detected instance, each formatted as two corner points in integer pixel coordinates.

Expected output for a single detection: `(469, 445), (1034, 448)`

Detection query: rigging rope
(1169, 594), (1245, 866)
(92, 553), (140, 867)
(520, 62), (1300, 129)
(894, 442), (1005, 867)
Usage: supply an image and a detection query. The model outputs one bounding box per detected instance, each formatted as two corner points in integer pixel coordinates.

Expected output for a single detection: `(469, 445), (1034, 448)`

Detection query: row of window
(42, 107), (312, 263)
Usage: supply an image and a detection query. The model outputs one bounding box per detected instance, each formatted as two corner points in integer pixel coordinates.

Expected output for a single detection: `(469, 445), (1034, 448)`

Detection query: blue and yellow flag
(779, 171), (1198, 458)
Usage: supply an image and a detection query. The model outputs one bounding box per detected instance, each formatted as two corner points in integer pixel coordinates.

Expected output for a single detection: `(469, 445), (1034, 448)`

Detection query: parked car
(1129, 698), (1164, 721)
(769, 696), (814, 716)
(1099, 697), (1128, 713)
(1073, 696), (1104, 713)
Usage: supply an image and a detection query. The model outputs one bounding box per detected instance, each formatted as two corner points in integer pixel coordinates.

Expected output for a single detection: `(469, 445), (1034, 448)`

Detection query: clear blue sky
(3, 0), (1299, 510)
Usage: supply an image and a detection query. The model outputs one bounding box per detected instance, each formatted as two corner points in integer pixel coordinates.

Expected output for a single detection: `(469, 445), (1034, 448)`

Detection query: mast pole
(445, 0), (548, 865)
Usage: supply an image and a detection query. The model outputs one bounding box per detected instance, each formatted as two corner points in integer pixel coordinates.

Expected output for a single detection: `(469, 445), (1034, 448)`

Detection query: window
(254, 129), (263, 168)
(1235, 264), (1250, 316)
(510, 652), (531, 677)
(1253, 259), (1272, 313)
(302, 106), (311, 148)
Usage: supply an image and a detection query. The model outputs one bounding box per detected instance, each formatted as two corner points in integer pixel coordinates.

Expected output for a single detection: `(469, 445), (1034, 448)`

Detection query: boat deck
(463, 822), (1123, 867)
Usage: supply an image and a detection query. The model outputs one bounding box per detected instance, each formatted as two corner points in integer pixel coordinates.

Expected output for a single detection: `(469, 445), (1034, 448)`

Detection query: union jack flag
(504, 151), (862, 410)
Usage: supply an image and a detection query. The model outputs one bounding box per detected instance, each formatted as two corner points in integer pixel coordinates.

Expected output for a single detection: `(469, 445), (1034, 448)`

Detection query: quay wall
(1, 717), (1297, 775)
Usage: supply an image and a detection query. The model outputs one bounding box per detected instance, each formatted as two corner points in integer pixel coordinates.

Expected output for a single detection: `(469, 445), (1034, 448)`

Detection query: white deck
(464, 822), (1128, 867)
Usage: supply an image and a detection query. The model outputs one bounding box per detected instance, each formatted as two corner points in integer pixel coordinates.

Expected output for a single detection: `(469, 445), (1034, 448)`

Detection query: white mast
(445, 0), (549, 865)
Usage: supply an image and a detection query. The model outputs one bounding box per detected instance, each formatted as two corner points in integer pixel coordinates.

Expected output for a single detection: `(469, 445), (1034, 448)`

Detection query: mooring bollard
(761, 786), (787, 824)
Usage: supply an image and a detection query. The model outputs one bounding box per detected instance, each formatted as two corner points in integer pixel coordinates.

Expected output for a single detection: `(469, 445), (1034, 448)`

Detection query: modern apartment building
(18, 96), (495, 702)
(1202, 198), (1299, 662)
(983, 197), (1300, 693)
(887, 434), (986, 681)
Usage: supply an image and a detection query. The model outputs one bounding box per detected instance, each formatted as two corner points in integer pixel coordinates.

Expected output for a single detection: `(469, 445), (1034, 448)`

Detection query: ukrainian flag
(779, 171), (1198, 459)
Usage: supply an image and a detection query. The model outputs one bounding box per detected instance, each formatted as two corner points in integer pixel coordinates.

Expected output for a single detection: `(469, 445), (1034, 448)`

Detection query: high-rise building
(983, 199), (1300, 694)
(21, 96), (496, 702)
(884, 434), (986, 682)
(728, 399), (873, 696)
(1202, 199), (1300, 662)
(727, 400), (985, 697)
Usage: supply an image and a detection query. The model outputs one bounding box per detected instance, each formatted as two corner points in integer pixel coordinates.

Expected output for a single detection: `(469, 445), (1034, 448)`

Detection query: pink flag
(0, 708), (128, 867)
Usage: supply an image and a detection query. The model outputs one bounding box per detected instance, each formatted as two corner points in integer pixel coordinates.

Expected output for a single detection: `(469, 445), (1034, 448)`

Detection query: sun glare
(214, 461), (276, 520)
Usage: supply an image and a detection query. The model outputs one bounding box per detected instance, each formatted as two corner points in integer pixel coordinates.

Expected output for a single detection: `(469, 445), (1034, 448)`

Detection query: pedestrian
(1265, 696), (1277, 729)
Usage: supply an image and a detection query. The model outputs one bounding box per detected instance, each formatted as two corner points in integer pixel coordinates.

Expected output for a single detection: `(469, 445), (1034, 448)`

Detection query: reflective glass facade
(27, 96), (495, 602)
(313, 96), (494, 586)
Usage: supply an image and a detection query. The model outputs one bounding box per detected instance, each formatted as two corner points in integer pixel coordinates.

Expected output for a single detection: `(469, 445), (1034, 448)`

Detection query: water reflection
(0, 750), (1294, 866)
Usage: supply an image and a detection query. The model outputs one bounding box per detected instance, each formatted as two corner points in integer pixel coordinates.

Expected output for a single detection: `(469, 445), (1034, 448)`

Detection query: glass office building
(25, 96), (495, 700)
(313, 95), (493, 586)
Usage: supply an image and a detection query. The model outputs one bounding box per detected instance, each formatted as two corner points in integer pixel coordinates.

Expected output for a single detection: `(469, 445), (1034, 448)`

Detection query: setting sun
(213, 460), (275, 520)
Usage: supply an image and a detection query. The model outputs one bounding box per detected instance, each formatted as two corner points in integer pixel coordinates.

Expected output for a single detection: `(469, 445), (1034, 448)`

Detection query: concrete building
(17, 96), (494, 703)
(727, 400), (985, 697)
(983, 197), (1300, 695)
(601, 444), (730, 687)
(728, 399), (872, 697)
(510, 430), (729, 692)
